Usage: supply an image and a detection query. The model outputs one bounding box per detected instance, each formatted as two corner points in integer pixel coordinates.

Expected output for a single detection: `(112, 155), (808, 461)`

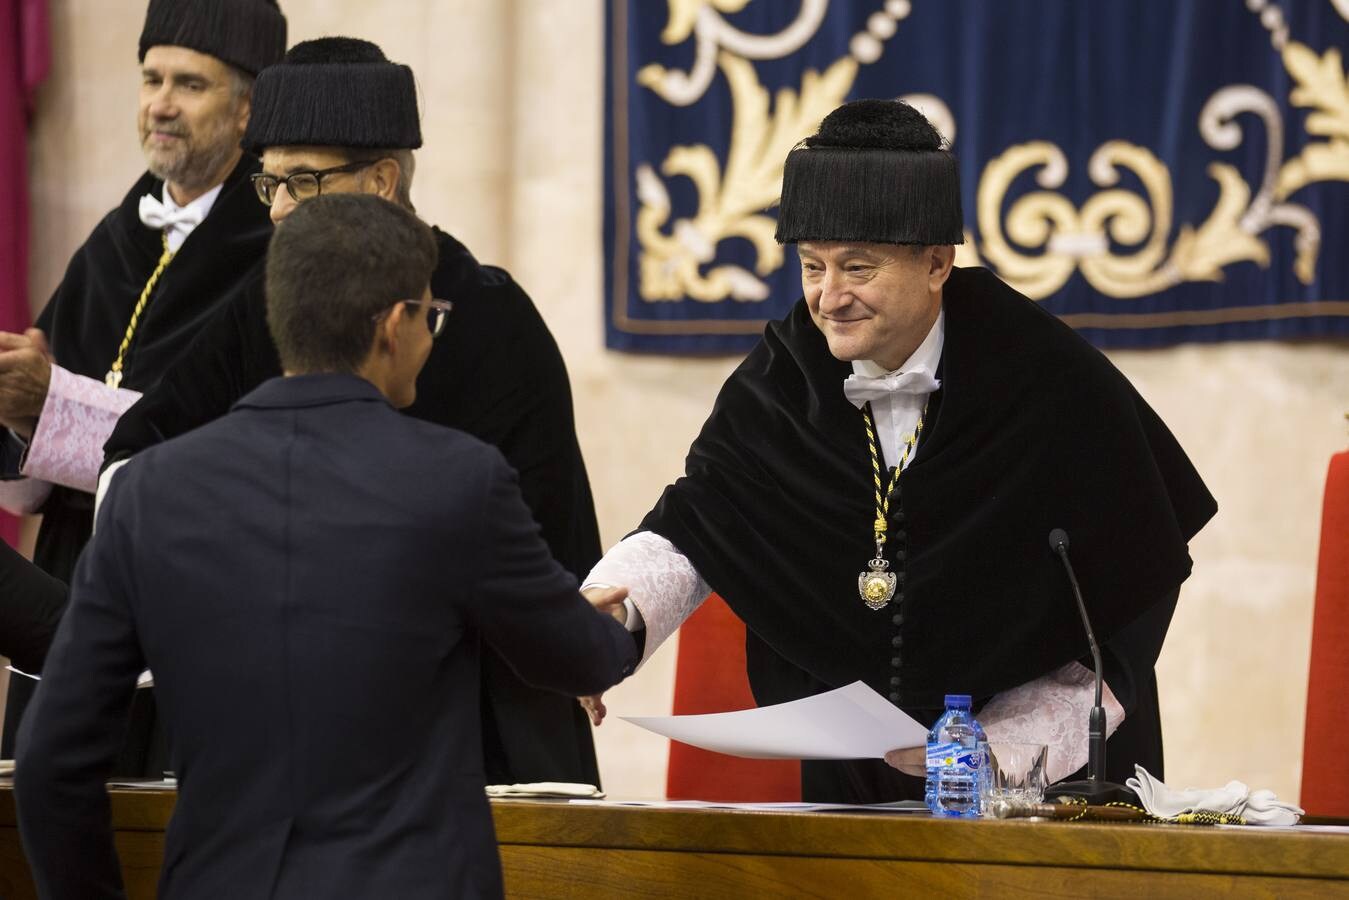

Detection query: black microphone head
(1048, 528), (1069, 553)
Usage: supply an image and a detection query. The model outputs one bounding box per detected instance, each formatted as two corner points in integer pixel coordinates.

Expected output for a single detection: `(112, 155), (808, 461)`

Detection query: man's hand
(578, 585), (631, 725)
(582, 584), (629, 624)
(884, 746), (926, 778)
(0, 330), (53, 437)
(578, 693), (607, 727)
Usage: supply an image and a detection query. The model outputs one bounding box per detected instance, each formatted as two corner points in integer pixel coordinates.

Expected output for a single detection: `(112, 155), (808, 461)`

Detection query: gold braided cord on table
(105, 232), (173, 389)
(1058, 795), (1249, 826)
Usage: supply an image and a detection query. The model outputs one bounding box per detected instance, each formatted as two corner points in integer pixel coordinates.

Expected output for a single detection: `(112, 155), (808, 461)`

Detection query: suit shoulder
(396, 411), (510, 466)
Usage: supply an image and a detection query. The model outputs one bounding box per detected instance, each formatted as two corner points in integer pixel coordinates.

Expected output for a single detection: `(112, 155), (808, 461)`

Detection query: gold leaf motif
(635, 51), (859, 304)
(1077, 142), (1173, 295)
(1277, 42), (1349, 199)
(976, 141), (1079, 298)
(1168, 163), (1270, 283)
(976, 141), (1282, 299)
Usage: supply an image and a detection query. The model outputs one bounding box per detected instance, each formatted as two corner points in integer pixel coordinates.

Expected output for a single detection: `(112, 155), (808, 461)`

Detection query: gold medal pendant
(857, 401), (926, 612)
(858, 558), (897, 610)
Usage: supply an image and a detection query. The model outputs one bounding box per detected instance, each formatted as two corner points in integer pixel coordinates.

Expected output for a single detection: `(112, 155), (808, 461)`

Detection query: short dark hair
(265, 193), (438, 374)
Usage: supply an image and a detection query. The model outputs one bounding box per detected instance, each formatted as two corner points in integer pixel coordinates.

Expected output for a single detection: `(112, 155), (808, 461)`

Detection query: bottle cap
(943, 694), (972, 709)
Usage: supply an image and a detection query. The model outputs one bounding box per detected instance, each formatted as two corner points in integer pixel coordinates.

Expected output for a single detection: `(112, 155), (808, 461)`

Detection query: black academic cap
(775, 98), (964, 246)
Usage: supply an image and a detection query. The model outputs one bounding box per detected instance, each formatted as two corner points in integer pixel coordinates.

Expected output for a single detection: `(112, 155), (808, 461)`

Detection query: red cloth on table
(1301, 450), (1349, 816)
(0, 0), (50, 549)
(665, 593), (800, 801)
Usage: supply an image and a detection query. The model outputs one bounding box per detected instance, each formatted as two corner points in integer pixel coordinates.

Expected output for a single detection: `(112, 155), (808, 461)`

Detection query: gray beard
(145, 137), (239, 195)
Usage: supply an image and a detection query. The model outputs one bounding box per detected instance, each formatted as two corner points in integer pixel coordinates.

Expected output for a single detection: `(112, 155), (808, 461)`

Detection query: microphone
(1043, 527), (1136, 805)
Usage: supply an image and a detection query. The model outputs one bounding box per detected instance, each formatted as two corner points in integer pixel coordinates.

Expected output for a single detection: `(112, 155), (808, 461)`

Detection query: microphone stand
(1043, 529), (1136, 805)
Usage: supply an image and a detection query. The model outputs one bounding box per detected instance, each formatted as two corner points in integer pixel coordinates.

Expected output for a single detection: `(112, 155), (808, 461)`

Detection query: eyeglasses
(250, 159), (385, 207)
(374, 298), (454, 338)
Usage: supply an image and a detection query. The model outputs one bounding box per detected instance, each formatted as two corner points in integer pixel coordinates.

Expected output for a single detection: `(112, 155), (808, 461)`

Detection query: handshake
(577, 585), (631, 727)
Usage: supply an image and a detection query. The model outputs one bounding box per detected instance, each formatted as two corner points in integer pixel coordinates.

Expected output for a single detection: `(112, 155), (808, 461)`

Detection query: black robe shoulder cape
(1, 156), (272, 759)
(104, 229), (606, 786)
(641, 266), (1217, 802)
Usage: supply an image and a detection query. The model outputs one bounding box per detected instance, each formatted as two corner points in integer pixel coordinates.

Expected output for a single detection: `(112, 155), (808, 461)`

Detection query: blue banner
(604, 1), (1349, 353)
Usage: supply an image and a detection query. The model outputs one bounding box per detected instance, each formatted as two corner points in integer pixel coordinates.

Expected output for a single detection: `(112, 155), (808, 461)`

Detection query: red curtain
(1301, 451), (1349, 817)
(665, 594), (800, 801)
(0, 0), (49, 549)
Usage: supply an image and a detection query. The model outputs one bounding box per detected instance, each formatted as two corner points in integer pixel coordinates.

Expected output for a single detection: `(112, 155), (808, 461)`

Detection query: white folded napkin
(485, 782), (603, 799)
(1126, 765), (1302, 826)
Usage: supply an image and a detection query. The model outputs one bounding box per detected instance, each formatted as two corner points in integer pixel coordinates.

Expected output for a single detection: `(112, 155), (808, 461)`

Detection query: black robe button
(890, 656), (901, 668)
(895, 550), (906, 562)
(891, 614), (903, 627)
(893, 509), (906, 525)
(894, 592), (904, 605)
(891, 635), (903, 648)
(888, 692), (901, 704)
(890, 676), (901, 687)
(894, 530), (907, 543)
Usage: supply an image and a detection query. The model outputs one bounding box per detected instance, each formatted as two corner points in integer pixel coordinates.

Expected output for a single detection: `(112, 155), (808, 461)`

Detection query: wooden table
(2, 786), (1347, 898)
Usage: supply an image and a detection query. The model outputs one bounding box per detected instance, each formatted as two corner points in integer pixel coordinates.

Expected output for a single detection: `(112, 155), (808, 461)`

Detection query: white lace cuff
(21, 365), (142, 494)
(582, 531), (709, 665)
(979, 661), (1126, 783)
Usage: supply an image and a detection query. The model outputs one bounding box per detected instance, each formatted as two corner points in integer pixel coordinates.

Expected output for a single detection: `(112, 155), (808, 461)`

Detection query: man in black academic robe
(582, 99), (1217, 803)
(0, 0), (286, 761)
(103, 37), (606, 786)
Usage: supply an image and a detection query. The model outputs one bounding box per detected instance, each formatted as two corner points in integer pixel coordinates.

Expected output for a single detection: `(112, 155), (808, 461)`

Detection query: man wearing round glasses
(0, 0), (286, 766)
(104, 37), (610, 788)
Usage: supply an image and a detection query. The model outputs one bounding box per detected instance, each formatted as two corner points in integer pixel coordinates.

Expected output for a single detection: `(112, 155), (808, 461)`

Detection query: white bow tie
(138, 193), (204, 232)
(842, 366), (941, 409)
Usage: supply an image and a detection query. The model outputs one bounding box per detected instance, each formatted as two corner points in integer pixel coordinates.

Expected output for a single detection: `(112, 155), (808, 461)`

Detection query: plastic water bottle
(925, 694), (987, 818)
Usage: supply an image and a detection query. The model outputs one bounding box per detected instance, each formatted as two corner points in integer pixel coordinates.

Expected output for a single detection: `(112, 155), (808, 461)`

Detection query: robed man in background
(0, 0), (286, 762)
(583, 99), (1218, 803)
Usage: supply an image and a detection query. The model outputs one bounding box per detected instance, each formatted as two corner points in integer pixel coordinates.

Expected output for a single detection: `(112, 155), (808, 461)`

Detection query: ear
(364, 158), (402, 203)
(928, 245), (956, 293)
(376, 302), (407, 354)
(234, 91), (252, 138)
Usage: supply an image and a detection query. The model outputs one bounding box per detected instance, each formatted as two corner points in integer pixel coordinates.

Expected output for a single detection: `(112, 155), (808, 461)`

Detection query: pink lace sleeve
(20, 365), (142, 494)
(979, 661), (1126, 783)
(583, 531), (710, 665)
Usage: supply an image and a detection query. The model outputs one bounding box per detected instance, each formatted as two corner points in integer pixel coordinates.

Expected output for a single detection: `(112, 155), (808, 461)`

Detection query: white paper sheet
(620, 680), (928, 760)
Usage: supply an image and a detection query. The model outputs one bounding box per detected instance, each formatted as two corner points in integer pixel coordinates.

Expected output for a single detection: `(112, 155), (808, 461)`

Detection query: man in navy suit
(14, 194), (638, 900)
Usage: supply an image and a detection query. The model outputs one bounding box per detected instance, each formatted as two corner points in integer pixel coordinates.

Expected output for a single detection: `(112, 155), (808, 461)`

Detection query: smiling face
(138, 46), (249, 202)
(799, 240), (954, 371)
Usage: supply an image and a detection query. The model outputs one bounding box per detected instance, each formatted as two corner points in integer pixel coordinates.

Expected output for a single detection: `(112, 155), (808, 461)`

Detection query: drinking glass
(984, 742), (1048, 813)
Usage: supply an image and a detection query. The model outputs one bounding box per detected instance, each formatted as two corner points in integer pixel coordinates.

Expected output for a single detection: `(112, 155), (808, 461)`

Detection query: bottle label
(927, 742), (982, 772)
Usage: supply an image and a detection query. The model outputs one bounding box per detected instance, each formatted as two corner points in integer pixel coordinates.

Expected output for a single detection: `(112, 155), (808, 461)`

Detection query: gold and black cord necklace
(857, 400), (926, 610)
